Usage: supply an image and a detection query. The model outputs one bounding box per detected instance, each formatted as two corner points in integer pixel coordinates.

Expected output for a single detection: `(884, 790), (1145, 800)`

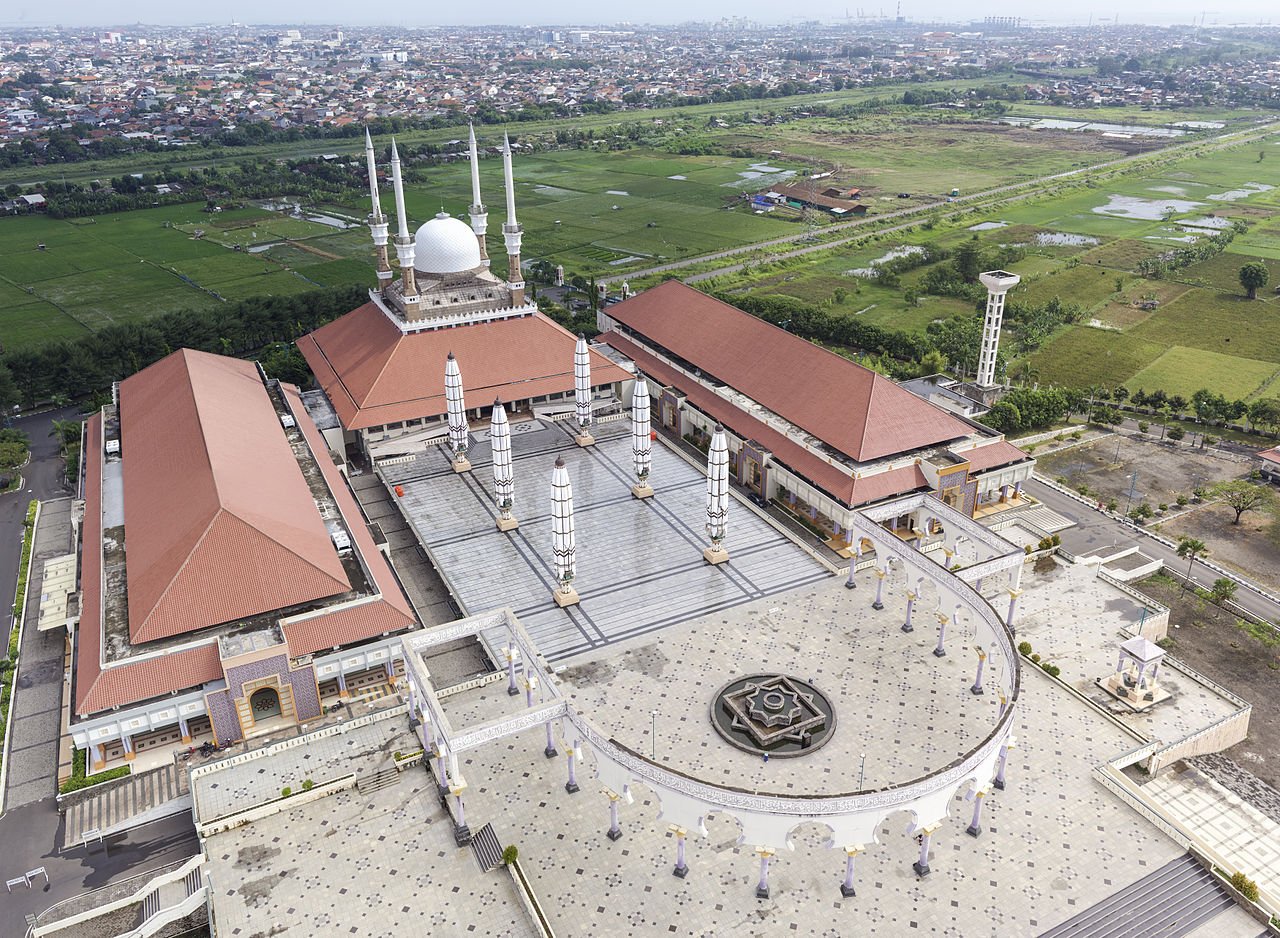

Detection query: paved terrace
(384, 417), (830, 661)
(441, 580), (1259, 937)
(443, 577), (1004, 794)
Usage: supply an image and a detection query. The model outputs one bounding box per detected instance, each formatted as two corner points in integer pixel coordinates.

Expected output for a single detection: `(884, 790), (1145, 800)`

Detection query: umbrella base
(451, 456), (472, 473)
(575, 432), (596, 447)
(496, 516), (520, 532)
(703, 546), (730, 566)
(631, 482), (654, 499)
(553, 586), (581, 607)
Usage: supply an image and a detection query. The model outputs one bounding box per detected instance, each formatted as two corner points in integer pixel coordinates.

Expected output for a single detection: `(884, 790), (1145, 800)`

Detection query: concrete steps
(65, 762), (190, 847)
(471, 823), (504, 873)
(1038, 854), (1237, 938)
(356, 766), (400, 796)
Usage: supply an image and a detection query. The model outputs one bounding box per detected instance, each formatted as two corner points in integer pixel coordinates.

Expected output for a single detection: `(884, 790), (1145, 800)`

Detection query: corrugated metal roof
(119, 349), (351, 644)
(297, 303), (631, 431)
(606, 282), (973, 463)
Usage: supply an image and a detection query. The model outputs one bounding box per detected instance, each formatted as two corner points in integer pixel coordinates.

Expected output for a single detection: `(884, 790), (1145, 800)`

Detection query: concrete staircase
(1038, 854), (1237, 938)
(471, 823), (505, 873)
(64, 762), (191, 847)
(356, 765), (400, 796)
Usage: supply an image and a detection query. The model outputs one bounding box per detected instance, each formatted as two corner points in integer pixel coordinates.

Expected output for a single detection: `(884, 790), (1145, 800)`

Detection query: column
(840, 845), (863, 898)
(452, 787), (471, 846)
(121, 733), (135, 762)
(384, 660), (397, 685)
(435, 750), (449, 795)
(672, 826), (689, 878)
(902, 592), (917, 633)
(933, 614), (948, 658)
(1006, 589), (1022, 630)
(565, 740), (580, 794)
(337, 672), (349, 698)
(913, 825), (937, 877)
(872, 567), (886, 610)
(845, 546), (860, 590)
(755, 847), (774, 899)
(971, 649), (987, 695)
(178, 717), (191, 744)
(524, 675), (537, 709)
(91, 743), (105, 772)
(607, 792), (623, 841)
(506, 643), (519, 696)
(966, 789), (987, 837)
(1115, 652), (1126, 674)
(544, 720), (558, 759)
(994, 742), (1012, 790)
(1015, 481), (1023, 498)
(998, 693), (1008, 719)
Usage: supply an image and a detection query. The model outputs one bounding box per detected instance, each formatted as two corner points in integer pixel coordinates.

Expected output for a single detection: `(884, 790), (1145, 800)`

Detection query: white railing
(33, 855), (204, 937)
(121, 886), (207, 938)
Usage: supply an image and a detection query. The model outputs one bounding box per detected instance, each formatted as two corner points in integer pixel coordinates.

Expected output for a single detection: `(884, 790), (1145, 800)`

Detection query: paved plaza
(386, 418), (830, 660)
(441, 579), (1258, 937)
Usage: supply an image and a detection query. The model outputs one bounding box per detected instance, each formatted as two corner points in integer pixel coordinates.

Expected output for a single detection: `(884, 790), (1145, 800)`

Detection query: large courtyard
(384, 418), (831, 660)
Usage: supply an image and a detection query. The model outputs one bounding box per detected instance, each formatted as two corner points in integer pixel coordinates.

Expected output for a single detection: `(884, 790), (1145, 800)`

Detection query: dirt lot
(1159, 499), (1280, 592)
(1137, 575), (1280, 790)
(1037, 433), (1248, 508)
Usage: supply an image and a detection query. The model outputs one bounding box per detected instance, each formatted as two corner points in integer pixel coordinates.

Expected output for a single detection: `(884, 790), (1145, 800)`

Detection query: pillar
(913, 826), (936, 877)
(524, 676), (537, 709)
(384, 660), (397, 685)
(934, 615), (948, 658)
(994, 743), (1012, 790)
(435, 750), (448, 794)
(841, 846), (863, 898)
(1015, 480), (1023, 498)
(845, 549), (859, 590)
(544, 720), (558, 759)
(91, 743), (105, 772)
(755, 847), (774, 899)
(565, 741), (580, 794)
(1115, 652), (1126, 674)
(872, 568), (886, 610)
(121, 733), (135, 761)
(672, 827), (689, 878)
(902, 592), (917, 633)
(971, 649), (987, 695)
(966, 790), (987, 837)
(1006, 589), (1022, 630)
(506, 644), (519, 696)
(607, 792), (623, 841)
(179, 717), (191, 744)
(337, 671), (349, 698)
(453, 789), (471, 846)
(998, 693), (1008, 719)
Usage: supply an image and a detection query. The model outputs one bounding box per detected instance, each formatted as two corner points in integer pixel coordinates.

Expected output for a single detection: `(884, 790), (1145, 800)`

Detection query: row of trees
(0, 286), (364, 408)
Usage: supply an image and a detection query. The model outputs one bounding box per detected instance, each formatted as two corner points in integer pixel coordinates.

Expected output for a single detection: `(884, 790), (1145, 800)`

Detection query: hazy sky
(2, 0), (1276, 28)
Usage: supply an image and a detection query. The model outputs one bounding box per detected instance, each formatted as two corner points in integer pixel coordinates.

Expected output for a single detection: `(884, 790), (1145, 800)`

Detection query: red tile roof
(119, 350), (350, 644)
(604, 281), (973, 462)
(1258, 447), (1280, 464)
(956, 439), (1031, 474)
(74, 360), (418, 717)
(298, 303), (631, 431)
(606, 333), (928, 507)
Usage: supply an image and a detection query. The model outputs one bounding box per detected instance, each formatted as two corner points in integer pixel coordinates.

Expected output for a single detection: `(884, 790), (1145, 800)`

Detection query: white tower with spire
(501, 132), (526, 306)
(630, 375), (653, 499)
(491, 398), (517, 531)
(550, 456), (580, 607)
(573, 334), (594, 447)
(364, 129), (392, 288)
(445, 352), (471, 472)
(703, 426), (730, 565)
(976, 270), (1020, 389)
(390, 138), (421, 318)
(467, 124), (489, 267)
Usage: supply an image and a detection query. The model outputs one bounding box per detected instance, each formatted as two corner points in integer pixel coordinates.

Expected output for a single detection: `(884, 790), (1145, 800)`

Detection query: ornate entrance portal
(250, 687), (282, 721)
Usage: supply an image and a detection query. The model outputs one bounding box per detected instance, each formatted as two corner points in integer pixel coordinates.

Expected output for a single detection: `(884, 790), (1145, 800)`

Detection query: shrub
(282, 786), (292, 798)
(1018, 641), (1033, 656)
(1107, 499), (1119, 512)
(1176, 495), (1189, 507)
(1229, 871), (1259, 903)
(1042, 663), (1061, 678)
(1030, 653), (1041, 663)
(1024, 544), (1033, 555)
(502, 845), (519, 865)
(302, 779), (314, 791)
(1051, 534), (1061, 546)
(1158, 503), (1168, 512)
(1138, 421), (1150, 433)
(1077, 483), (1090, 497)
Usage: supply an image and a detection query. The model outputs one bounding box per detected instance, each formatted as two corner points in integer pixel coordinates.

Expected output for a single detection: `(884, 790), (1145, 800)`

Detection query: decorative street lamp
(631, 375), (653, 499)
(445, 352), (471, 473)
(551, 456), (580, 607)
(703, 425), (730, 565)
(491, 398), (517, 531)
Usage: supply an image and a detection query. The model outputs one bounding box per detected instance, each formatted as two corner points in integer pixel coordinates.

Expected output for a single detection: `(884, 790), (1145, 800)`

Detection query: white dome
(414, 212), (482, 275)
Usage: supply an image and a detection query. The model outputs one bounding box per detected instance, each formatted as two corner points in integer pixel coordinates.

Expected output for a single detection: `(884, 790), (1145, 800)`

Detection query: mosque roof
(415, 212), (482, 275)
(298, 303), (631, 431)
(603, 281), (975, 463)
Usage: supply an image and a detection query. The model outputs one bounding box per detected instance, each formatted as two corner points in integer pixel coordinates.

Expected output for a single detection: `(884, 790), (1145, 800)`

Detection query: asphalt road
(1, 406), (79, 657)
(0, 803), (198, 937)
(1024, 476), (1280, 628)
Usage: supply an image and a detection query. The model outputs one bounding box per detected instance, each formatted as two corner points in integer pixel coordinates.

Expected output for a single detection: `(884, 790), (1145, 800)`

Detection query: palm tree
(1208, 578), (1237, 618)
(1175, 537), (1208, 591)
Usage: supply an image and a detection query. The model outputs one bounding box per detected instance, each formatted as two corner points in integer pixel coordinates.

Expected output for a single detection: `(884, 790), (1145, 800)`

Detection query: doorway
(250, 687), (282, 721)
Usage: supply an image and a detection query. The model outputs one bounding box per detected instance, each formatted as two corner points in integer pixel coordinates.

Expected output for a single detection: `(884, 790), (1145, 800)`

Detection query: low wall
(196, 773), (355, 836)
(509, 858), (556, 938)
(1096, 570), (1170, 640)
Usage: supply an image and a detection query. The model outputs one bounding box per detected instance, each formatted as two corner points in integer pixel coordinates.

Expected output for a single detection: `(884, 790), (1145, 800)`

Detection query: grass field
(1027, 326), (1167, 389)
(1125, 346), (1280, 398)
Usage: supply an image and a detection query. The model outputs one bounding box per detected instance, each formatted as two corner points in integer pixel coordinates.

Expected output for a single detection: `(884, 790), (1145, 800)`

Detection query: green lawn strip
(1125, 346), (1279, 399)
(1, 501), (37, 778)
(58, 746), (131, 794)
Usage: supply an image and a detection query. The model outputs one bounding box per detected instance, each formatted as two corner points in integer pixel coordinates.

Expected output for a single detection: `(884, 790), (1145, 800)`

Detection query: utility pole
(1123, 471), (1139, 516)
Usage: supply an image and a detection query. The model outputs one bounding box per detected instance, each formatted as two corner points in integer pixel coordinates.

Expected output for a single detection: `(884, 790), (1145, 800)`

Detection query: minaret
(445, 352), (471, 473)
(467, 124), (489, 267)
(491, 398), (517, 531)
(573, 334), (594, 448)
(390, 138), (421, 318)
(364, 129), (392, 289)
(550, 456), (580, 607)
(630, 375), (653, 499)
(703, 426), (730, 566)
(976, 270), (1020, 389)
(501, 132), (526, 306)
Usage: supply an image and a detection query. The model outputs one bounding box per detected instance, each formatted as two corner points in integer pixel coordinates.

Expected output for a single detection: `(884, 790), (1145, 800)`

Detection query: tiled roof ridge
(355, 305), (404, 408)
(130, 503), (224, 642)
